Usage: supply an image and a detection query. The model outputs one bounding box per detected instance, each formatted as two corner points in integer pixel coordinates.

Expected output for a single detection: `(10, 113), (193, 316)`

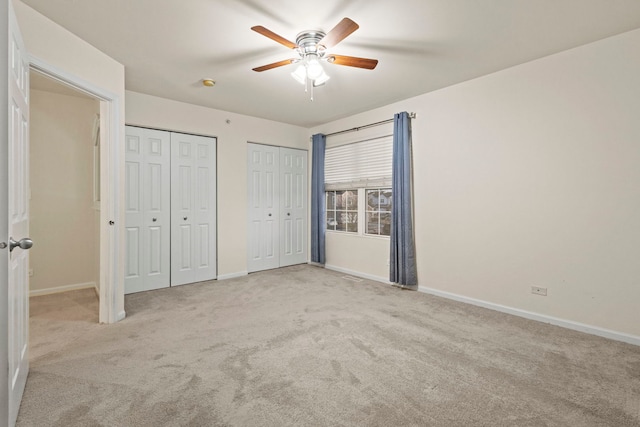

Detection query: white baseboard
(217, 271), (248, 281)
(317, 264), (640, 347)
(30, 282), (97, 297)
(324, 264), (392, 285)
(418, 286), (640, 347)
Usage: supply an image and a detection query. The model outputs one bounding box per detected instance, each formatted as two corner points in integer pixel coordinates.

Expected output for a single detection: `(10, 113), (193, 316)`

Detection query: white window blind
(324, 135), (393, 190)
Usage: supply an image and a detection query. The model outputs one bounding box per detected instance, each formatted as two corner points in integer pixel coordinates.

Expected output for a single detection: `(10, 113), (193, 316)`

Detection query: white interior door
(124, 126), (170, 294)
(247, 143), (280, 273)
(3, 3), (31, 425)
(171, 132), (217, 286)
(279, 147), (308, 267)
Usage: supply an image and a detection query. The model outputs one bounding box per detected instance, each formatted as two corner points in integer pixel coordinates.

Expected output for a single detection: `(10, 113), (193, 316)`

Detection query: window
(326, 190), (358, 232)
(366, 189), (392, 236)
(325, 188), (392, 237)
(324, 126), (393, 237)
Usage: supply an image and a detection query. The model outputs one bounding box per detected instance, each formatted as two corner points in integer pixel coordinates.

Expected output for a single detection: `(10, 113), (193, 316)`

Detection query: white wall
(311, 29), (640, 338)
(14, 2), (125, 97)
(29, 89), (99, 293)
(15, 0), (126, 320)
(125, 91), (309, 277)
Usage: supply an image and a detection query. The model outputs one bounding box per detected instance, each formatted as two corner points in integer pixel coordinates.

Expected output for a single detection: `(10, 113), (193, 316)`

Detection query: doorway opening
(28, 70), (101, 322)
(28, 58), (122, 325)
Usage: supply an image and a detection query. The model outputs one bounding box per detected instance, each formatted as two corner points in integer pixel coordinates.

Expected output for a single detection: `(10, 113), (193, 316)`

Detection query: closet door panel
(148, 226), (162, 274)
(171, 132), (216, 285)
(125, 227), (140, 279)
(124, 146), (142, 286)
(279, 147), (308, 267)
(124, 126), (170, 294)
(194, 137), (217, 281)
(171, 135), (195, 285)
(144, 133), (170, 284)
(281, 163), (293, 258)
(247, 143), (280, 272)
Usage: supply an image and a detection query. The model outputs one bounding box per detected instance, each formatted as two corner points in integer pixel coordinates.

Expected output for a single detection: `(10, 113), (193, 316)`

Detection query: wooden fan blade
(319, 18), (359, 49)
(327, 55), (378, 70)
(251, 26), (297, 49)
(252, 59), (296, 72)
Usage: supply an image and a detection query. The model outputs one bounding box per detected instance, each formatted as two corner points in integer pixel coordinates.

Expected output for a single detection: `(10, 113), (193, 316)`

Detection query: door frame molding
(29, 56), (122, 324)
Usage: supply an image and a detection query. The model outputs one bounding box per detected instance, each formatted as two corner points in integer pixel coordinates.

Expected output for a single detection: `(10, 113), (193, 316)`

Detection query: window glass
(326, 191), (336, 210)
(365, 188), (392, 236)
(326, 188), (390, 236)
(326, 190), (358, 232)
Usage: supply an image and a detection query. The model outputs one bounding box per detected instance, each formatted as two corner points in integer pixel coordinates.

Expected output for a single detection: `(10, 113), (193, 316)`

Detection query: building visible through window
(326, 190), (358, 232)
(366, 189), (392, 236)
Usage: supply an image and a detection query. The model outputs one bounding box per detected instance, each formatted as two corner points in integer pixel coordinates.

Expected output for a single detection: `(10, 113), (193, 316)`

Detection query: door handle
(9, 237), (33, 252)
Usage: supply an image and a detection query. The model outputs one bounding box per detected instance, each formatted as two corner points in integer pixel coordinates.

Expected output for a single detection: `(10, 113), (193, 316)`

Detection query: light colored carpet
(18, 265), (640, 426)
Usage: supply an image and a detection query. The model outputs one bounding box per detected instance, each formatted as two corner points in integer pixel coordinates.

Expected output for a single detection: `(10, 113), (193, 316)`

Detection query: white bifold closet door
(247, 143), (307, 273)
(279, 147), (308, 267)
(125, 127), (216, 294)
(125, 127), (171, 293)
(248, 144), (280, 272)
(171, 132), (217, 286)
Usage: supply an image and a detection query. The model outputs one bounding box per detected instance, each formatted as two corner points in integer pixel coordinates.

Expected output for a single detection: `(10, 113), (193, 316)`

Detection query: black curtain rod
(323, 112), (416, 138)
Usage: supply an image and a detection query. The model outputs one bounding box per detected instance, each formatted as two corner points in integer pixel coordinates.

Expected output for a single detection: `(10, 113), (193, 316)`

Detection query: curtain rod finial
(409, 112), (417, 119)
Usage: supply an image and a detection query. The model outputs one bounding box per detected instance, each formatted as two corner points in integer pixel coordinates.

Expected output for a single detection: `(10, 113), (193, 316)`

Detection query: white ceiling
(20, 0), (640, 127)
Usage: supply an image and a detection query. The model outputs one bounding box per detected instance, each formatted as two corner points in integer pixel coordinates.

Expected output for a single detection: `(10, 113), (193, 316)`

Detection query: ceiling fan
(251, 18), (378, 93)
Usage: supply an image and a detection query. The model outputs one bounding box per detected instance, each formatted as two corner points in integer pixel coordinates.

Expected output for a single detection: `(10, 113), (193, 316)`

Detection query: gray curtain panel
(390, 112), (418, 286)
(311, 133), (326, 264)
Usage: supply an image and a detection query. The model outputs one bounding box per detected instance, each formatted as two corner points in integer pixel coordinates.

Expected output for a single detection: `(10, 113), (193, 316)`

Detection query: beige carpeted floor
(18, 265), (640, 426)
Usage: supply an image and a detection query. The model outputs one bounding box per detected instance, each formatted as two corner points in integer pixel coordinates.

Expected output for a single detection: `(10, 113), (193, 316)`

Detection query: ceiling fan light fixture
(291, 65), (307, 85)
(313, 71), (330, 87)
(306, 55), (324, 80)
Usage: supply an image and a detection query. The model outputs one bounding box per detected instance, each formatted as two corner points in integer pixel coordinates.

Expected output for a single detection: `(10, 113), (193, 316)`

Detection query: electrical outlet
(531, 286), (547, 296)
(29, 269), (34, 277)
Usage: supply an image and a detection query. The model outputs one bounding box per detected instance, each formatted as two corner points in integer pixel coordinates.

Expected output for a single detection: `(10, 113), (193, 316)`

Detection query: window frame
(326, 189), (359, 233)
(325, 187), (392, 238)
(364, 188), (392, 237)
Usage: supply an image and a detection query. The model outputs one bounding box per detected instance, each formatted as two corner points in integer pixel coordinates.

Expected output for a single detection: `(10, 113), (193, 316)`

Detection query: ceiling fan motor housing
(296, 30), (327, 58)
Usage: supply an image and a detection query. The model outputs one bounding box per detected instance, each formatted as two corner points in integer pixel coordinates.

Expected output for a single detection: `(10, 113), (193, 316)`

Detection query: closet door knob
(268, 213), (272, 217)
(152, 218), (157, 222)
(287, 213), (290, 216)
(183, 217), (188, 221)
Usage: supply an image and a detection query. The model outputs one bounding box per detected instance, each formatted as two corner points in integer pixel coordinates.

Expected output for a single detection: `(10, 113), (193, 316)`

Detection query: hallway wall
(29, 88), (100, 294)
